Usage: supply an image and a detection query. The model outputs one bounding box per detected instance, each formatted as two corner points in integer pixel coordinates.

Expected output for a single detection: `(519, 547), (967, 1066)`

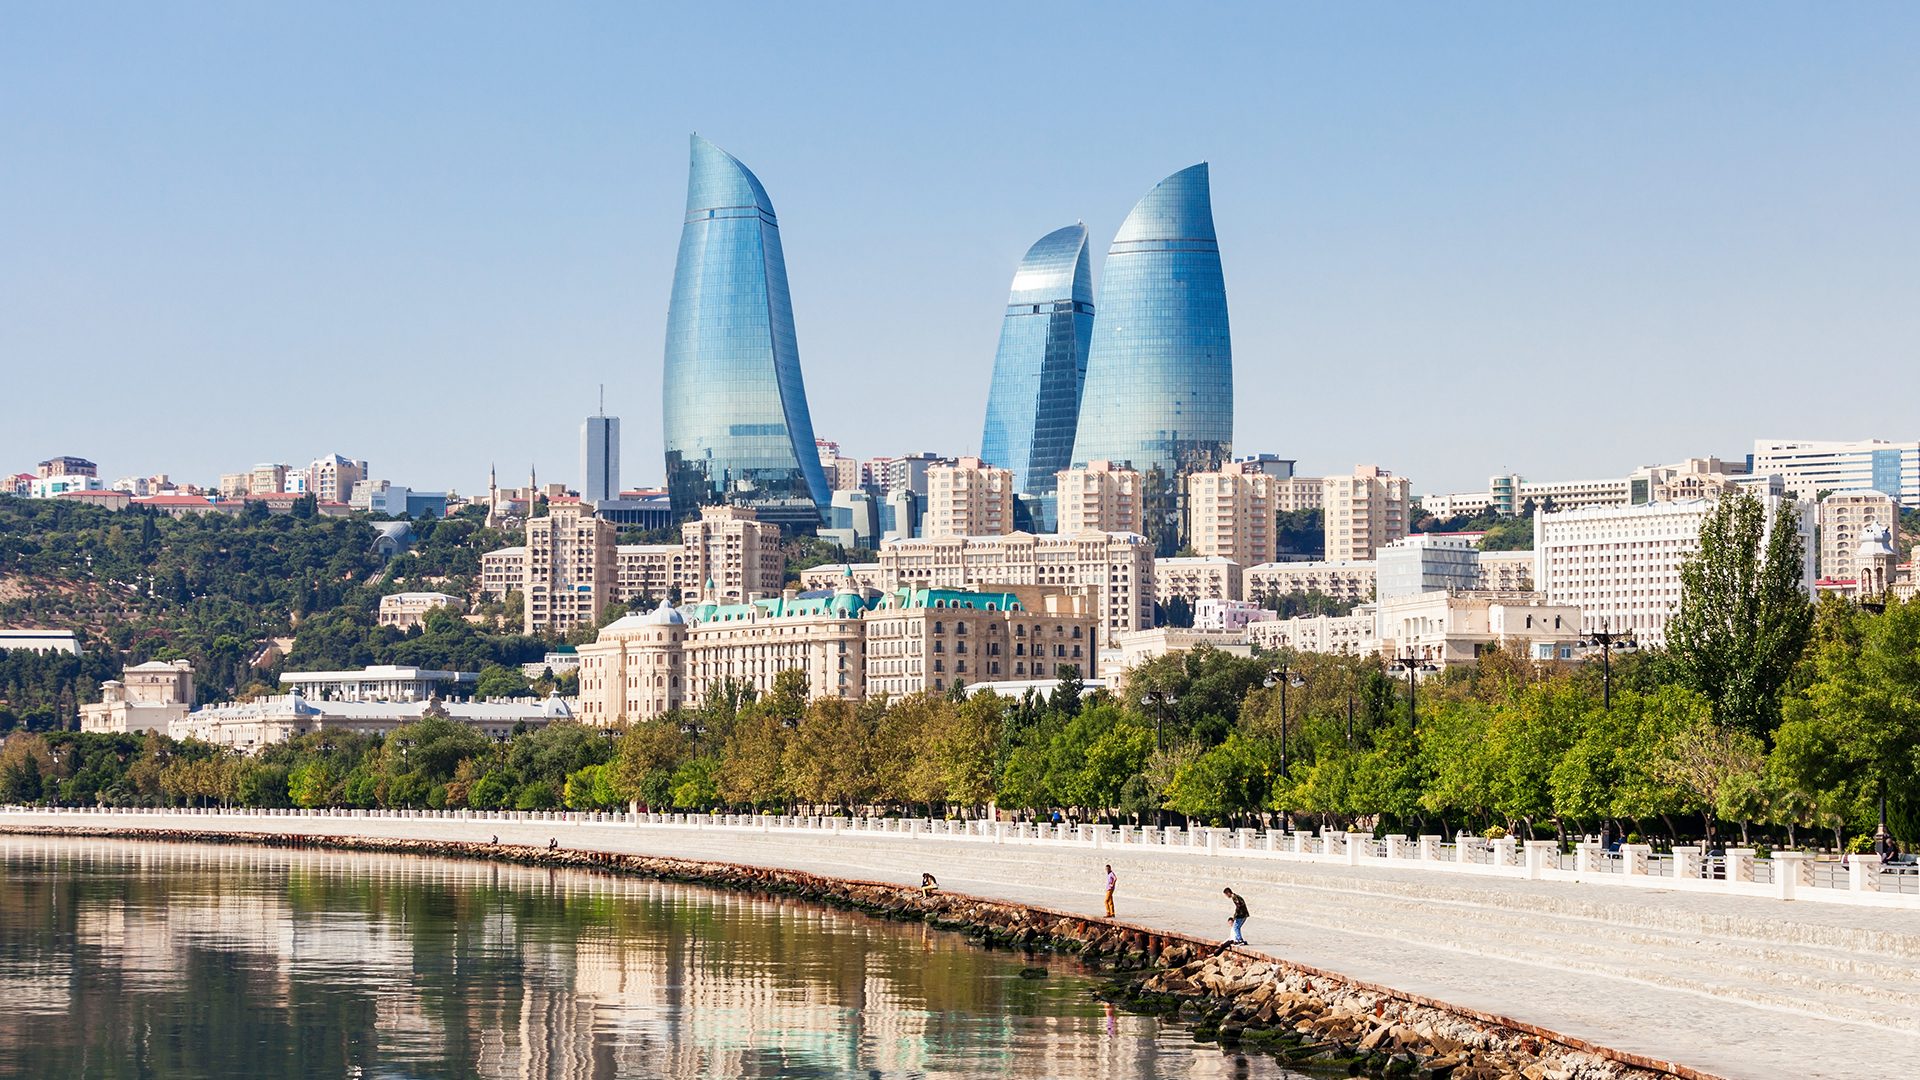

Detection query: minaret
(486, 463), (500, 528)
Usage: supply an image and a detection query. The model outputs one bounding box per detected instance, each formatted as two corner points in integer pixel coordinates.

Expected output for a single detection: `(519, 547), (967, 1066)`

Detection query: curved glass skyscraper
(979, 224), (1094, 500)
(662, 135), (830, 530)
(1069, 163), (1231, 552)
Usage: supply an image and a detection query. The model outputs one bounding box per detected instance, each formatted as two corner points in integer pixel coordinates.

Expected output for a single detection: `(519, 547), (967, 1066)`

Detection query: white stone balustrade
(1774, 851), (1814, 900)
(1672, 846), (1701, 880)
(1849, 854), (1883, 892)
(1620, 844), (1652, 876)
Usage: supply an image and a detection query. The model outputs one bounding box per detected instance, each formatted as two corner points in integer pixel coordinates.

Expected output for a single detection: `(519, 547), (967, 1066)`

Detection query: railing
(3, 804), (1915, 907)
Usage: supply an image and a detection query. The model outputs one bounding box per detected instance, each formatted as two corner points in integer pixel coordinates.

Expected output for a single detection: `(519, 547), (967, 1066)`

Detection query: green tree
(1666, 493), (1814, 735)
(474, 664), (533, 700)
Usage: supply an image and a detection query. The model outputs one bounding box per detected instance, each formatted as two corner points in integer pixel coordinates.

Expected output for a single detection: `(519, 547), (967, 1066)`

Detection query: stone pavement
(8, 811), (1913, 1080)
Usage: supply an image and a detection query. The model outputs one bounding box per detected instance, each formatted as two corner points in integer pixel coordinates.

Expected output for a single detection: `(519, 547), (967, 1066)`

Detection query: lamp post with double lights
(1583, 621), (1636, 711)
(1263, 665), (1306, 778)
(1142, 688), (1177, 753)
(1387, 652), (1439, 728)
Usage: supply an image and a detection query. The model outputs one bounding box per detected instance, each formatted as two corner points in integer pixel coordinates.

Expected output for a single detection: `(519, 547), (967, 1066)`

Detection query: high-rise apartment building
(305, 454), (367, 504)
(877, 531), (1154, 640)
(979, 224), (1094, 499)
(815, 440), (864, 491)
(1070, 164), (1233, 548)
(1750, 439), (1920, 505)
(1184, 466), (1278, 568)
(1245, 561), (1377, 606)
(1534, 496), (1814, 647)
(662, 135), (831, 531)
(523, 500), (616, 634)
(1323, 465), (1411, 562)
(923, 457), (1016, 539)
(581, 410), (620, 504)
(679, 504), (784, 604)
(1818, 489), (1899, 580)
(1055, 461), (1143, 536)
(1375, 534), (1479, 600)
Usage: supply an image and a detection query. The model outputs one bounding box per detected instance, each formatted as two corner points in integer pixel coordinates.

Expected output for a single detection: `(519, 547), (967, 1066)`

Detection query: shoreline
(2, 823), (1696, 1080)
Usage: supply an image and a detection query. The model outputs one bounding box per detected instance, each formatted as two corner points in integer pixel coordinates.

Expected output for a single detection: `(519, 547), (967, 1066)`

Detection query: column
(1725, 848), (1755, 884)
(1383, 836), (1408, 861)
(1849, 854), (1883, 893)
(1489, 837), (1516, 868)
(1671, 845), (1701, 881)
(1773, 851), (1813, 900)
(1416, 835), (1441, 861)
(1575, 842), (1601, 874)
(1455, 835), (1476, 865)
(1291, 830), (1314, 855)
(1620, 843), (1651, 877)
(1523, 840), (1557, 880)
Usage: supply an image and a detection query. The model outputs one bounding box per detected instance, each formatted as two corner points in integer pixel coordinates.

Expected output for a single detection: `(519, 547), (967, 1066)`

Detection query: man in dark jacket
(1223, 887), (1249, 945)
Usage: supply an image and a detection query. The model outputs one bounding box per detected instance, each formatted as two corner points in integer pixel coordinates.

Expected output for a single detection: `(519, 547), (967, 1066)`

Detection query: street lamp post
(1144, 689), (1177, 752)
(1387, 652), (1438, 727)
(1584, 622), (1636, 711)
(1264, 666), (1306, 777)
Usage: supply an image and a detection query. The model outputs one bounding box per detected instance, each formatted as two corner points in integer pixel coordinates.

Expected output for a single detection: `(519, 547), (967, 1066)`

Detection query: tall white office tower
(582, 389), (620, 503)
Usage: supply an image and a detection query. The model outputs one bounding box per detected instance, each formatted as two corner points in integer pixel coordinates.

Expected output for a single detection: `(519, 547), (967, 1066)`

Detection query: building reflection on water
(0, 838), (1285, 1079)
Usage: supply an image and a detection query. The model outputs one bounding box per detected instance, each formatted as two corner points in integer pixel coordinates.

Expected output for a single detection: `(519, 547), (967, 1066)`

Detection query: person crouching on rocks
(1223, 887), (1249, 946)
(920, 872), (939, 897)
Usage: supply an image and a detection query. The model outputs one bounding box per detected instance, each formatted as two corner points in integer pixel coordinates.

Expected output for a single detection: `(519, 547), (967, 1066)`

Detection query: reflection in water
(0, 838), (1302, 1079)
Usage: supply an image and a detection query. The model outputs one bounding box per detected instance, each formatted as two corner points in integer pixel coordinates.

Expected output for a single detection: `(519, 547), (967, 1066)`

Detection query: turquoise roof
(884, 587), (1025, 612)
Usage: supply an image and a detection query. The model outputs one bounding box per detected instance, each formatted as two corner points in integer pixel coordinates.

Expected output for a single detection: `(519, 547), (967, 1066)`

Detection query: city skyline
(6, 5), (1920, 494)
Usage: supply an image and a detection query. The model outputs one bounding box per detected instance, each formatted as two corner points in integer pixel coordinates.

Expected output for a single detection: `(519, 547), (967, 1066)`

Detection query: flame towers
(979, 224), (1095, 500)
(1070, 163), (1232, 548)
(662, 135), (831, 530)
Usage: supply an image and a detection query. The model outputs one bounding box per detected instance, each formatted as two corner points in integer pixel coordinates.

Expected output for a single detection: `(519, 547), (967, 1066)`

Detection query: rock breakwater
(0, 825), (1706, 1080)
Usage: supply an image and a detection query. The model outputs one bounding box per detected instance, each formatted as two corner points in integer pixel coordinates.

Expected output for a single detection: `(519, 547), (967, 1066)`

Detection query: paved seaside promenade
(6, 809), (1914, 1080)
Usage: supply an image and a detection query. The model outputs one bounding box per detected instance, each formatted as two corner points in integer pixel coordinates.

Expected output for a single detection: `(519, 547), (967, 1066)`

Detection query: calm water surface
(0, 837), (1304, 1079)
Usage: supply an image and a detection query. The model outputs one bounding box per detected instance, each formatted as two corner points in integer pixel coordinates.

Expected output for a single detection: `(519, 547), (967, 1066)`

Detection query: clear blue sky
(5, 4), (1918, 495)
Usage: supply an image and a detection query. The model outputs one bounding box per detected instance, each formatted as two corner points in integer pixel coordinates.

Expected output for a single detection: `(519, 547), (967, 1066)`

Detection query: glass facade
(979, 224), (1094, 500)
(662, 135), (831, 530)
(1069, 163), (1232, 552)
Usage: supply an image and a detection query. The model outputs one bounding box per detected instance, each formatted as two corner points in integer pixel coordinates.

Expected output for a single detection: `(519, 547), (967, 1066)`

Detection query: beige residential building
(1154, 556), (1242, 608)
(923, 456), (1017, 538)
(218, 467), (287, 499)
(524, 499), (616, 634)
(680, 505), (784, 604)
(304, 454), (367, 504)
(1323, 465), (1411, 562)
(877, 531), (1154, 640)
(1104, 628), (1254, 680)
(1185, 467), (1278, 567)
(479, 546), (526, 602)
(816, 440), (865, 491)
(1244, 560), (1377, 605)
(377, 591), (466, 630)
(1628, 457), (1746, 505)
(1818, 489), (1899, 581)
(1055, 461), (1143, 535)
(797, 563), (886, 592)
(576, 585), (1097, 724)
(615, 544), (686, 606)
(1272, 475), (1325, 513)
(79, 660), (196, 734)
(1475, 550), (1536, 592)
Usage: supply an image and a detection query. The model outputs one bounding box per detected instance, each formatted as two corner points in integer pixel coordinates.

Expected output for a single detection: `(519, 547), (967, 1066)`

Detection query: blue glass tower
(979, 224), (1094, 501)
(1069, 163), (1231, 551)
(662, 135), (831, 530)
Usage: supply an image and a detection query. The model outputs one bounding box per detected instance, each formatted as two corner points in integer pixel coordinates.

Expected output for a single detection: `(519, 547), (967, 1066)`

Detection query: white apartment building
(1375, 534), (1479, 600)
(1055, 461), (1143, 535)
(1375, 590), (1584, 668)
(1751, 439), (1920, 505)
(1323, 465), (1411, 562)
(924, 456), (1016, 538)
(1154, 557), (1242, 608)
(1249, 609), (1379, 656)
(877, 531), (1154, 639)
(376, 591), (466, 629)
(1818, 489), (1900, 581)
(1244, 560), (1377, 605)
(280, 665), (480, 702)
(1534, 496), (1814, 647)
(1185, 466), (1278, 567)
(1193, 598), (1276, 633)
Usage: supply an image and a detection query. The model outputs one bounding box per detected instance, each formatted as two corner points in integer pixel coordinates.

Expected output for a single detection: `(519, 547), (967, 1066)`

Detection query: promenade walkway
(6, 809), (1914, 1080)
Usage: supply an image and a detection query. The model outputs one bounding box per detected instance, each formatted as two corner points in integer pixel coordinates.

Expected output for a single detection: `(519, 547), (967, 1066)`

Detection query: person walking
(1104, 864), (1117, 917)
(1222, 887), (1249, 946)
